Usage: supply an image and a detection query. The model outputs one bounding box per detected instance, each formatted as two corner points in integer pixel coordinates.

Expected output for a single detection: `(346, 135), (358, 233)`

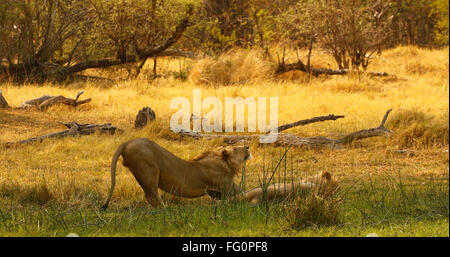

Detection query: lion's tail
(101, 142), (127, 211)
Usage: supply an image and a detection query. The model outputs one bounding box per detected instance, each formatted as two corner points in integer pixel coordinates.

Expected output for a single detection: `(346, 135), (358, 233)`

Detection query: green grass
(0, 45), (448, 237)
(0, 199), (447, 237)
(0, 158), (447, 237)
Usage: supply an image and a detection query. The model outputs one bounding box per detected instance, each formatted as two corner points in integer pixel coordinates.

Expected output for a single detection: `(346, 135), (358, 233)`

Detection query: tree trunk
(0, 90), (9, 109)
(1, 7), (193, 83)
(135, 107), (156, 129)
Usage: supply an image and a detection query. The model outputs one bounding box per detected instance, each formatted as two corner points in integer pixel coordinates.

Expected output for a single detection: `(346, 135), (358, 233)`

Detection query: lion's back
(122, 138), (181, 168)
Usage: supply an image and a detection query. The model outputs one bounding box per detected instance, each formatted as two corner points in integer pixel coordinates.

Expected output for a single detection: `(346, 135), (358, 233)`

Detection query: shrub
(20, 183), (54, 205)
(189, 48), (273, 85)
(283, 179), (341, 230)
(284, 191), (342, 230)
(387, 109), (449, 148)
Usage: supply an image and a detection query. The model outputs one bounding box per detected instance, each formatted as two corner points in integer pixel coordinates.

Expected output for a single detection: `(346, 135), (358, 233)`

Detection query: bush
(189, 48), (273, 85)
(284, 191), (342, 230)
(20, 183), (54, 205)
(386, 109), (449, 148)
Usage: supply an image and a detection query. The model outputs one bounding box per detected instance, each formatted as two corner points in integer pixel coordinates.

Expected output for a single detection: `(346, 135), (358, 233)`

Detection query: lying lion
(237, 171), (338, 204)
(101, 138), (251, 210)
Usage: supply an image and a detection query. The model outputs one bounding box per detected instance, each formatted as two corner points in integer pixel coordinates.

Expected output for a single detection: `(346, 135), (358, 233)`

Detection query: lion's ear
(321, 171), (331, 180)
(221, 149), (230, 161)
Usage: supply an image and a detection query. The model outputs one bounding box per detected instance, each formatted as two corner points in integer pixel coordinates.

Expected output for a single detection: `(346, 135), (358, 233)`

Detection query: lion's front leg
(207, 190), (222, 199)
(217, 181), (241, 200)
(144, 189), (166, 208)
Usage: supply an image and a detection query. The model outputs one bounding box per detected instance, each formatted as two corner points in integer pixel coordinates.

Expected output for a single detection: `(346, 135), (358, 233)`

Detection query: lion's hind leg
(131, 162), (166, 208)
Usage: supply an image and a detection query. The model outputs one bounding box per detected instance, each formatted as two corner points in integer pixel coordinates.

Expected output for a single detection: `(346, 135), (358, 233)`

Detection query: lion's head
(311, 171), (339, 198)
(221, 145), (252, 166)
(192, 145), (251, 176)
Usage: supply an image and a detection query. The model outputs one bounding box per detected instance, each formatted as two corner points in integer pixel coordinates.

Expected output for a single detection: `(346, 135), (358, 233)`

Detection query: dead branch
(174, 109), (393, 148)
(0, 89), (9, 109)
(72, 75), (118, 85)
(156, 49), (196, 59)
(337, 109), (393, 144)
(272, 107), (393, 147)
(276, 114), (345, 133)
(188, 113), (344, 134)
(134, 107), (156, 129)
(17, 91), (91, 110)
(4, 122), (120, 147)
(63, 8), (193, 76)
(275, 59), (391, 77)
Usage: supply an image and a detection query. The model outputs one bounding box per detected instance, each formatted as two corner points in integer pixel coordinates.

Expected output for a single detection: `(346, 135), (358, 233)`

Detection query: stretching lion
(101, 138), (251, 210)
(238, 171), (338, 204)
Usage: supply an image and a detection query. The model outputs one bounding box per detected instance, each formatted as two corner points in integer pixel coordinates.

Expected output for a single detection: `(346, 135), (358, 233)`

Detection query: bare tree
(280, 0), (393, 71)
(0, 89), (9, 108)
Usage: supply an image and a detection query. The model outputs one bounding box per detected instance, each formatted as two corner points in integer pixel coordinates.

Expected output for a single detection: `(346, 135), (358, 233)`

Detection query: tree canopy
(0, 0), (447, 82)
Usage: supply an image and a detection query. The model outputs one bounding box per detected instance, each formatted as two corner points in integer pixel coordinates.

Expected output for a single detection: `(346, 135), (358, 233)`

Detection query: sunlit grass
(0, 45), (448, 236)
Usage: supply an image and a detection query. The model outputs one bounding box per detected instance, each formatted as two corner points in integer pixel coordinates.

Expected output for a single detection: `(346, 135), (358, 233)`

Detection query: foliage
(186, 0), (286, 55)
(1, 0), (448, 82)
(0, 0), (192, 82)
(431, 0), (449, 45)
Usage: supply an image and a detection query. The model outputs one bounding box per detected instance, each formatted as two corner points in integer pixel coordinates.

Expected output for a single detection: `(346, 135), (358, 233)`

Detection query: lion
(238, 171), (338, 204)
(101, 138), (251, 210)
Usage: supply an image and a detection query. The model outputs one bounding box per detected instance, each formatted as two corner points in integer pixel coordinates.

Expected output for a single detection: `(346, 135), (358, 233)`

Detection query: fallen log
(175, 109), (393, 148)
(0, 89), (9, 109)
(176, 132), (341, 148)
(4, 122), (120, 147)
(60, 122), (120, 135)
(17, 91), (91, 110)
(275, 59), (391, 78)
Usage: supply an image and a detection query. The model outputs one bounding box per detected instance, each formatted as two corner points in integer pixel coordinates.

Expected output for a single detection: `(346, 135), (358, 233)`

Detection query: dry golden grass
(189, 48), (273, 85)
(0, 46), (448, 209)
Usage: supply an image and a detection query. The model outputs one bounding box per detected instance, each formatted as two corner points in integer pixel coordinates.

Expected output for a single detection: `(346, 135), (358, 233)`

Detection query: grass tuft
(387, 109), (449, 148)
(189, 48), (273, 85)
(284, 191), (342, 230)
(19, 183), (55, 205)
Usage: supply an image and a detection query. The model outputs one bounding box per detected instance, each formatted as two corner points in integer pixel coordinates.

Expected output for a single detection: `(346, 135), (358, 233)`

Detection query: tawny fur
(101, 138), (251, 210)
(238, 171), (338, 204)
